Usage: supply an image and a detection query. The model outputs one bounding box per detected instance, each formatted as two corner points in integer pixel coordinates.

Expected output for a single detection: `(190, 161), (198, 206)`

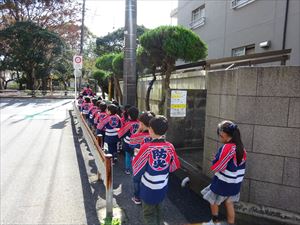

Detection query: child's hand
(134, 148), (139, 156)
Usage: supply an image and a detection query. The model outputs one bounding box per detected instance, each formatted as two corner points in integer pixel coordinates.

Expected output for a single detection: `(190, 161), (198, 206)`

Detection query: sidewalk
(71, 109), (287, 225)
(73, 119), (189, 224)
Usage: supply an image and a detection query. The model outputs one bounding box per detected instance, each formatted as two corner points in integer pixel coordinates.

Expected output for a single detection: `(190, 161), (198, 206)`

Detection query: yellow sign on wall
(170, 90), (187, 117)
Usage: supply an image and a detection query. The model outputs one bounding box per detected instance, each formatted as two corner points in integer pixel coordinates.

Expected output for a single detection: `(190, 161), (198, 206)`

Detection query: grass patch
(102, 217), (121, 225)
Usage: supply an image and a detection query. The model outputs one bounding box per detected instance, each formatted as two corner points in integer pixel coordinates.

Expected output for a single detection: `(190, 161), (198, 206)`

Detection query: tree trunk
(108, 76), (113, 101)
(31, 68), (36, 97)
(99, 85), (106, 99)
(42, 78), (48, 96)
(97, 82), (106, 100)
(145, 67), (156, 111)
(4, 79), (15, 89)
(158, 63), (173, 115)
(62, 80), (67, 90)
(16, 71), (22, 90)
(19, 82), (22, 90)
(158, 75), (166, 115)
(26, 73), (33, 90)
(0, 71), (4, 90)
(113, 75), (117, 101)
(114, 76), (123, 105)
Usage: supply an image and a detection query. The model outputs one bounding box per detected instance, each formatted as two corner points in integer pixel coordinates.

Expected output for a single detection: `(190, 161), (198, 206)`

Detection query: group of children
(77, 87), (247, 225)
(77, 93), (181, 225)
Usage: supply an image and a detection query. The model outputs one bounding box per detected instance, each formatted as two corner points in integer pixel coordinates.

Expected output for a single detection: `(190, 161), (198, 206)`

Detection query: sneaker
(125, 169), (131, 175)
(202, 220), (221, 225)
(131, 197), (141, 205)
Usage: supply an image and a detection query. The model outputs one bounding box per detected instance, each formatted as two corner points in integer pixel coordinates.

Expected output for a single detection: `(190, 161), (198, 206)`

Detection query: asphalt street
(0, 98), (99, 225)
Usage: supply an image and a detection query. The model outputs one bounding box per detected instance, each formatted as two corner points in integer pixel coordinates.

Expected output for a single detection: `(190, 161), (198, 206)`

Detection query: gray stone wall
(203, 67), (300, 219)
(120, 70), (206, 114)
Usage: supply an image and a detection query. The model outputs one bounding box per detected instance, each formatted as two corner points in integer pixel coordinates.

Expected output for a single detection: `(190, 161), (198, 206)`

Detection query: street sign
(73, 69), (82, 78)
(73, 55), (83, 69)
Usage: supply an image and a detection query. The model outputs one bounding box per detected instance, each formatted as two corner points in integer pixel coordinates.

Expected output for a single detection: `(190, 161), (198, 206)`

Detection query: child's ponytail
(217, 121), (245, 165)
(231, 128), (244, 165)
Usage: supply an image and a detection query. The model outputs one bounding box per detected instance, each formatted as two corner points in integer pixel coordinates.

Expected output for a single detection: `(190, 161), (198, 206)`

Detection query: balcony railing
(189, 17), (206, 29)
(231, 0), (255, 9)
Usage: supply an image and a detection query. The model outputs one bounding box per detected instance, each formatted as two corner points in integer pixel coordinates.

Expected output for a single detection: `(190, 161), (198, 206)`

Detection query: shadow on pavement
(51, 118), (69, 129)
(69, 110), (101, 225)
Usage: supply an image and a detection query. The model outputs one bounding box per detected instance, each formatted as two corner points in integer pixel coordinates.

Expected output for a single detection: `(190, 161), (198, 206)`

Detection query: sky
(84, 0), (178, 37)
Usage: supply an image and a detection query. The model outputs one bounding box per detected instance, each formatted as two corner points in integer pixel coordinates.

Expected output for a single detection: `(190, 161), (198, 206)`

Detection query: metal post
(281, 0), (290, 65)
(75, 74), (77, 101)
(80, 0), (86, 55)
(105, 156), (113, 218)
(123, 0), (137, 106)
(79, 0), (86, 92)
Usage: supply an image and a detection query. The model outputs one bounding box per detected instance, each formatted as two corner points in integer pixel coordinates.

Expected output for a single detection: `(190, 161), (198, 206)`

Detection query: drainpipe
(281, 0), (289, 65)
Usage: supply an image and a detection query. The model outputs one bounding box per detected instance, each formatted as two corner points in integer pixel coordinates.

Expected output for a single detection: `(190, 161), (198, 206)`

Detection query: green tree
(51, 56), (73, 91)
(93, 70), (108, 99)
(95, 53), (116, 100)
(112, 52), (124, 103)
(95, 25), (148, 56)
(139, 25), (207, 114)
(95, 53), (116, 72)
(0, 0), (81, 49)
(0, 21), (64, 92)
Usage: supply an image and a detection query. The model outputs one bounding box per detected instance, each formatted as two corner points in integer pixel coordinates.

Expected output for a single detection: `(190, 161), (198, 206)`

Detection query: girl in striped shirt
(201, 121), (246, 225)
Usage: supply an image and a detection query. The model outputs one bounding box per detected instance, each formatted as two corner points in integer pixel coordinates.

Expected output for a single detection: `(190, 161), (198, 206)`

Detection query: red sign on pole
(73, 55), (83, 69)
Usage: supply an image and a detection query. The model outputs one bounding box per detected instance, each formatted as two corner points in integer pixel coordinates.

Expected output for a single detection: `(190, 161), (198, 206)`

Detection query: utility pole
(123, 0), (137, 106)
(78, 0), (86, 93)
(80, 0), (86, 55)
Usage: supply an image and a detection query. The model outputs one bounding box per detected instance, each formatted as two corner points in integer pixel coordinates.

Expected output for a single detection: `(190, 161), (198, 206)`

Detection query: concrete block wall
(119, 70), (206, 114)
(203, 66), (300, 222)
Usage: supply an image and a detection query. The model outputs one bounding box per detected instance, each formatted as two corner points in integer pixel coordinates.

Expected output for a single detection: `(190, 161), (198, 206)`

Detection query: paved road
(0, 98), (99, 225)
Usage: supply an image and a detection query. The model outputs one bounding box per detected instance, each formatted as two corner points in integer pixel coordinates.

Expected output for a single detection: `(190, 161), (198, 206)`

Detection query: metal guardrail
(73, 102), (113, 218)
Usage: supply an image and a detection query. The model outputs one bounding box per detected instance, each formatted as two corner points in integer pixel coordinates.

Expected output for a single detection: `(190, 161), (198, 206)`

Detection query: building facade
(174, 0), (300, 65)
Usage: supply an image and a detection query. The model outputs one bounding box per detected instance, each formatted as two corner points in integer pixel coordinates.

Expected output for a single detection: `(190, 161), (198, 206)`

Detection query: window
(190, 5), (205, 29)
(232, 44), (255, 57)
(231, 0), (255, 9)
